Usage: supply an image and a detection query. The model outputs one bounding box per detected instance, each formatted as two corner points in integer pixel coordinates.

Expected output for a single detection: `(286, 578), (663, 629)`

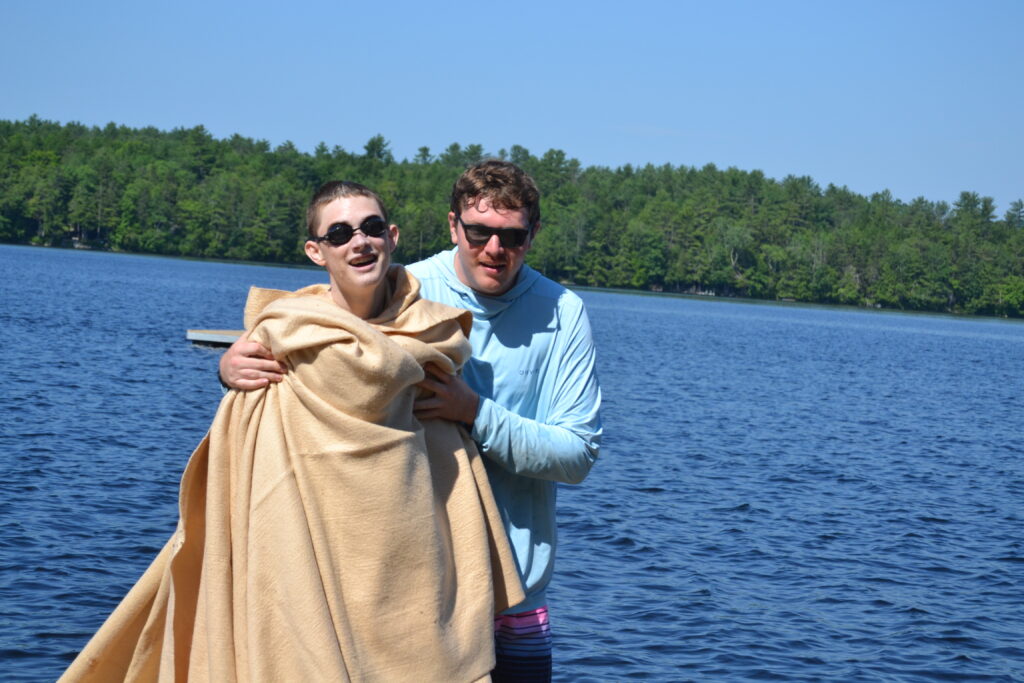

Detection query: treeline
(2, 116), (1023, 316)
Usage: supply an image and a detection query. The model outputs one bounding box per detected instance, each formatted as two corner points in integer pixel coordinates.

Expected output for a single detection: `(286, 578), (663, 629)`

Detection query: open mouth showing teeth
(350, 255), (377, 267)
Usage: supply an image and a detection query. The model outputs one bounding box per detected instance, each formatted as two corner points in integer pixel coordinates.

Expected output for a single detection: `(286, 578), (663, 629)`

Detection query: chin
(472, 269), (504, 288)
(479, 280), (510, 296)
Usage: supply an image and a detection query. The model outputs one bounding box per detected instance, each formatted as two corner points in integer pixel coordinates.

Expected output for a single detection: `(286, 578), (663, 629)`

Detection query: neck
(327, 281), (389, 320)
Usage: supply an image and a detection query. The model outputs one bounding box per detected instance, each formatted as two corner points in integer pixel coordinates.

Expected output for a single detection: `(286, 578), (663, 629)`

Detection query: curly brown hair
(450, 160), (540, 229)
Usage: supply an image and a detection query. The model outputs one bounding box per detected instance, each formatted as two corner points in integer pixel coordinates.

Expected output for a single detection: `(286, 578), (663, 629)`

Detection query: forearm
(471, 398), (600, 484)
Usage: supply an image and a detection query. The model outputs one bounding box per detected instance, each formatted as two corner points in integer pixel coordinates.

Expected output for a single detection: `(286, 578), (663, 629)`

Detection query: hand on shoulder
(219, 331), (286, 390)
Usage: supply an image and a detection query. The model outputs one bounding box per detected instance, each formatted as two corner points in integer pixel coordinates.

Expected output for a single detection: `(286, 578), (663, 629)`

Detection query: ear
(448, 211), (459, 245)
(305, 240), (326, 267)
(387, 224), (400, 252)
(525, 220), (542, 249)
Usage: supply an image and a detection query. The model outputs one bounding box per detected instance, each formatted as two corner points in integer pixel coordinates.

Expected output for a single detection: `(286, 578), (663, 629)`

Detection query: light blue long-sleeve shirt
(407, 250), (603, 611)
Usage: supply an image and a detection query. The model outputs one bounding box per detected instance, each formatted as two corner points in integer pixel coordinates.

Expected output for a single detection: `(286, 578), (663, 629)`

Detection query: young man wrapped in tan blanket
(61, 181), (524, 682)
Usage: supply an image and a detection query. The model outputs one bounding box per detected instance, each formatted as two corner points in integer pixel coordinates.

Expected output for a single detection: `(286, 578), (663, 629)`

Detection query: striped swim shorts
(492, 606), (552, 682)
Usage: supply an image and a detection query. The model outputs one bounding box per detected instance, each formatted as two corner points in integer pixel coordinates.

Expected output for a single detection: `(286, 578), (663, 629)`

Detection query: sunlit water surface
(2, 245), (1022, 681)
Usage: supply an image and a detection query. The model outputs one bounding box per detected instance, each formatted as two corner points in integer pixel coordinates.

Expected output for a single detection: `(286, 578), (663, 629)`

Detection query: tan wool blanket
(62, 266), (523, 682)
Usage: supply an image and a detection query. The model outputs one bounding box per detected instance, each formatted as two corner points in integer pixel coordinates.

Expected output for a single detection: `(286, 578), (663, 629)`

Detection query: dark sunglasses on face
(457, 216), (531, 248)
(312, 216), (388, 246)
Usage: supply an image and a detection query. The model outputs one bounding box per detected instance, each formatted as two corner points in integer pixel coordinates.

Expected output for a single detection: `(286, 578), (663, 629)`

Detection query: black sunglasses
(312, 216), (388, 246)
(457, 216), (531, 248)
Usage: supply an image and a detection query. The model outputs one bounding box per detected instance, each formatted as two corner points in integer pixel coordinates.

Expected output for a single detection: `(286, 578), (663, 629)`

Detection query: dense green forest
(2, 116), (1022, 316)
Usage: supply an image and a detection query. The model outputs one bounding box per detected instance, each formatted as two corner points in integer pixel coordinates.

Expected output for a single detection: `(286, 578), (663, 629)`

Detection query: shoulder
(394, 268), (472, 338)
(404, 251), (449, 280)
(409, 296), (470, 327)
(246, 284), (330, 328)
(404, 251), (460, 304)
(522, 268), (587, 316)
(392, 295), (473, 358)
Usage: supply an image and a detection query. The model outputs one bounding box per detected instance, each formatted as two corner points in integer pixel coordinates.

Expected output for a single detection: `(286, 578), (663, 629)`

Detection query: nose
(483, 233), (504, 255)
(350, 229), (371, 249)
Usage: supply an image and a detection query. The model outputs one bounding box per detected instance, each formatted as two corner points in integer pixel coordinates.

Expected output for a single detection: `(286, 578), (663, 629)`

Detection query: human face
(448, 197), (536, 296)
(304, 195), (399, 318)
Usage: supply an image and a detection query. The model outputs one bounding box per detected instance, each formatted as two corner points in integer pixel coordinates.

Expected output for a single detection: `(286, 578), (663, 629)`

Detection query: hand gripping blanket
(61, 266), (524, 682)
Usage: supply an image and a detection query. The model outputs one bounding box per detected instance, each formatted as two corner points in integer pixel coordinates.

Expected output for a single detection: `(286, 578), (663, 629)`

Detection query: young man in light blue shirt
(221, 161), (602, 681)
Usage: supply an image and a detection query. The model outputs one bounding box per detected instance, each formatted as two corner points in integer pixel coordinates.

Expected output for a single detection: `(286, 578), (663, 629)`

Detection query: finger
(235, 358), (287, 374)
(422, 363), (451, 382)
(238, 341), (276, 359)
(234, 377), (271, 390)
(415, 378), (444, 394)
(414, 396), (440, 411)
(245, 371), (283, 383)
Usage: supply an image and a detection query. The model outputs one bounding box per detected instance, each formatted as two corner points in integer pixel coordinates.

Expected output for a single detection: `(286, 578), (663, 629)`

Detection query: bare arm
(219, 330), (287, 390)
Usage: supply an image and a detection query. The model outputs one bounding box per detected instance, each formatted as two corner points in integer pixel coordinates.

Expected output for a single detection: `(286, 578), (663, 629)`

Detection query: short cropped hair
(306, 181), (389, 239)
(450, 160), (541, 229)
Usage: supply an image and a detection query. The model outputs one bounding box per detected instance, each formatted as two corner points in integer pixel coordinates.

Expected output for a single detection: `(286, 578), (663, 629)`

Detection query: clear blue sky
(3, 0), (1021, 212)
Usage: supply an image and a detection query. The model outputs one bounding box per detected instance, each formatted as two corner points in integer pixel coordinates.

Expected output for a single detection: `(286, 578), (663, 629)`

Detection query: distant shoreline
(5, 242), (1019, 322)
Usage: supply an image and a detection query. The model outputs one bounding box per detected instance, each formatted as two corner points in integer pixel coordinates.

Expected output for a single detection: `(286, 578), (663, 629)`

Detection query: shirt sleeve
(470, 300), (602, 484)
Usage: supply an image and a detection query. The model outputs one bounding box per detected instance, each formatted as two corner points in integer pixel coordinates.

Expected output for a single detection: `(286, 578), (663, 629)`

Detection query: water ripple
(3, 247), (1024, 681)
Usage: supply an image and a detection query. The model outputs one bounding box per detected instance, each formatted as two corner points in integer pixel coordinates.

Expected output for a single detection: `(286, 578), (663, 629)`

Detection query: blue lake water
(1, 243), (1022, 681)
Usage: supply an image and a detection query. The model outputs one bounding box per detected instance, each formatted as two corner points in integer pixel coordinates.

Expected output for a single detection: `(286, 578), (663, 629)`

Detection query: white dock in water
(186, 329), (243, 346)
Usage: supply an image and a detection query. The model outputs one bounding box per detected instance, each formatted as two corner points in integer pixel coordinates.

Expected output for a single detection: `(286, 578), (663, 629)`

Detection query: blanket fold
(62, 266), (523, 682)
